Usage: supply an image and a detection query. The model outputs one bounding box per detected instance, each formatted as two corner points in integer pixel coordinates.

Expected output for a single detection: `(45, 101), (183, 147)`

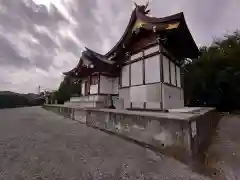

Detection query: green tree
(184, 31), (240, 111)
(54, 76), (81, 104)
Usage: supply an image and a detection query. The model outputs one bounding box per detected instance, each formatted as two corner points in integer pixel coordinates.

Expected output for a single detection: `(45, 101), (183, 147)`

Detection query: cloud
(0, 0), (240, 93)
(0, 0), (80, 93)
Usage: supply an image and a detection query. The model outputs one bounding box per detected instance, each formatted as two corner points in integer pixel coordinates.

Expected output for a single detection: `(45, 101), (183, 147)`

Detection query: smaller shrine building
(63, 4), (200, 110)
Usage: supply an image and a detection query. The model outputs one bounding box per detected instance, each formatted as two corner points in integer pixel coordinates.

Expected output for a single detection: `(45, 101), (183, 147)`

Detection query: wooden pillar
(129, 54), (132, 108)
(142, 51), (145, 85)
(129, 61), (131, 87)
(175, 64), (177, 86)
(169, 59), (172, 84)
(98, 73), (100, 94)
(159, 43), (164, 82)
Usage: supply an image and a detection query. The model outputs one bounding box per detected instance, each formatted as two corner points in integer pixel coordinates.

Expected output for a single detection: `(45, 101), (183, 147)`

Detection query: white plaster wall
(90, 84), (98, 94)
(112, 96), (124, 109)
(180, 88), (184, 106)
(112, 77), (119, 94)
(100, 75), (113, 94)
(131, 60), (143, 86)
(162, 83), (184, 109)
(145, 83), (162, 109)
(145, 83), (162, 102)
(121, 65), (129, 87)
(130, 83), (162, 103)
(130, 85), (146, 102)
(119, 88), (130, 109)
(163, 55), (170, 83)
(132, 102), (144, 108)
(131, 51), (143, 60)
(144, 45), (159, 55)
(176, 66), (181, 87)
(81, 81), (85, 95)
(145, 55), (160, 83)
(119, 83), (163, 109)
(146, 102), (161, 109)
(170, 61), (176, 86)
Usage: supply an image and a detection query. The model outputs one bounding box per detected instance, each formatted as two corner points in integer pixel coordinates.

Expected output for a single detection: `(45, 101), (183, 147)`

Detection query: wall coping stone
(44, 104), (216, 122)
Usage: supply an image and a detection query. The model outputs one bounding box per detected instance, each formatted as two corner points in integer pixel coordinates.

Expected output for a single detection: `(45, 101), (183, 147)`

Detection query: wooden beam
(98, 73), (100, 94)
(142, 51), (145, 85)
(175, 64), (177, 86)
(169, 59), (172, 84)
(129, 61), (132, 87)
(159, 44), (164, 82)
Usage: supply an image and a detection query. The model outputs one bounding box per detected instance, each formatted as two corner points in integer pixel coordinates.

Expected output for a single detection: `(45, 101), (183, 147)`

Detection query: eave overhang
(105, 5), (200, 60)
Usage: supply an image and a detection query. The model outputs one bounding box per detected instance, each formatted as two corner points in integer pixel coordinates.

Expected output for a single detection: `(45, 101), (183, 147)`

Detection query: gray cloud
(0, 0), (240, 93)
(0, 0), (68, 70)
(0, 35), (31, 68)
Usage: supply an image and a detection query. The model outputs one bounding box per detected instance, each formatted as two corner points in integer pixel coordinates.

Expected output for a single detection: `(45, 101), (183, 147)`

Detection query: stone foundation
(43, 105), (219, 163)
(64, 95), (111, 108)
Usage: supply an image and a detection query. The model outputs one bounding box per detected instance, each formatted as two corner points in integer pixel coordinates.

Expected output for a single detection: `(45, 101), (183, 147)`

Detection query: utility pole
(37, 85), (41, 95)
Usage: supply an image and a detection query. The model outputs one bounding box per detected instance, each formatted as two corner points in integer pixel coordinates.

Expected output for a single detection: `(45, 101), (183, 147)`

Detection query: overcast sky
(0, 0), (239, 94)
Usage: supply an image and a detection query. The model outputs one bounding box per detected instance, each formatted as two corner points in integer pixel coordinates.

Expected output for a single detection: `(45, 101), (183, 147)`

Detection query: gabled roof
(64, 4), (200, 77)
(104, 5), (200, 60)
(63, 48), (118, 77)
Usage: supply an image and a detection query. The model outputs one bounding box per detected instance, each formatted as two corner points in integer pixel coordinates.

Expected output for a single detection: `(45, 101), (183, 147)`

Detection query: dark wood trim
(159, 43), (164, 110)
(144, 52), (161, 60)
(125, 52), (160, 65)
(142, 51), (145, 85)
(119, 86), (130, 89)
(176, 65), (181, 88)
(144, 44), (160, 56)
(159, 44), (164, 82)
(119, 81), (161, 89)
(91, 72), (99, 76)
(130, 51), (143, 61)
(142, 42), (158, 51)
(126, 107), (166, 112)
(87, 76), (91, 95)
(175, 64), (177, 86)
(129, 62), (131, 86)
(99, 72), (118, 78)
(161, 83), (164, 110)
(119, 72), (121, 88)
(84, 93), (118, 96)
(162, 51), (181, 66)
(98, 73), (100, 94)
(125, 56), (141, 65)
(119, 66), (122, 87)
(169, 57), (172, 85)
(130, 41), (158, 56)
(162, 82), (182, 90)
(143, 102), (146, 109)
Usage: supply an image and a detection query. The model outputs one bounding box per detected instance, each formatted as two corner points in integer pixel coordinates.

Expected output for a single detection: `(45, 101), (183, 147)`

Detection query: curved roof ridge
(137, 11), (184, 24)
(104, 8), (137, 57)
(84, 47), (105, 57)
(84, 47), (115, 65)
(104, 6), (185, 58)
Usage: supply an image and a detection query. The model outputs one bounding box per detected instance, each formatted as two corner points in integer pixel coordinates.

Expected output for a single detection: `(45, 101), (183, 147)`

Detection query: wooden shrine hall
(63, 3), (200, 110)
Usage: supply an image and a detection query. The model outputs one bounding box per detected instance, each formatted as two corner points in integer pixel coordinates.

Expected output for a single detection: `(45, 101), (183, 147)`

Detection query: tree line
(0, 92), (44, 109)
(184, 31), (240, 111)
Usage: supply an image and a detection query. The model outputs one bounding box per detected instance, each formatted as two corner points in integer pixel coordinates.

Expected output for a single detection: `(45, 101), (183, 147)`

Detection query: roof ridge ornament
(132, 0), (151, 14)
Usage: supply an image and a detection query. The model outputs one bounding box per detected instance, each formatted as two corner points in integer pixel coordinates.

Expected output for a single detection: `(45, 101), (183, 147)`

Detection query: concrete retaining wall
(86, 109), (192, 162)
(43, 105), (219, 163)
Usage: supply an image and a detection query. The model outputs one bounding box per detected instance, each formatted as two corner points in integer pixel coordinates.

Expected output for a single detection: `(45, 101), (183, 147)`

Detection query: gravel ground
(0, 106), (210, 180)
(205, 114), (240, 180)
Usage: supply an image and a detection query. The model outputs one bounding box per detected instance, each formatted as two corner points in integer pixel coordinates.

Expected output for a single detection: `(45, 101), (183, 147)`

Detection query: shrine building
(63, 4), (200, 110)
